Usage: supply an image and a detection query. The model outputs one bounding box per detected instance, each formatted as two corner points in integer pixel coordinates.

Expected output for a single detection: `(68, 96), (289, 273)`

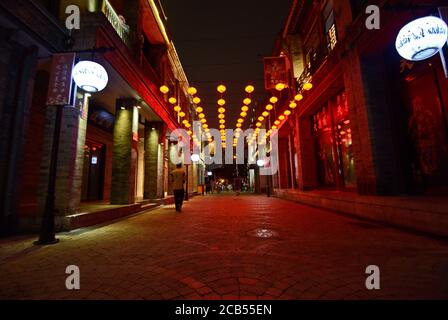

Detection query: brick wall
(110, 108), (133, 204)
(144, 121), (163, 199)
(0, 40), (38, 233)
(37, 94), (89, 217)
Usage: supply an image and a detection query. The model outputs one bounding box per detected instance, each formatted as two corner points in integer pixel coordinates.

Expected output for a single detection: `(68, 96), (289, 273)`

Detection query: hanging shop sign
(72, 60), (109, 93)
(395, 16), (448, 61)
(263, 56), (289, 90)
(46, 53), (76, 106)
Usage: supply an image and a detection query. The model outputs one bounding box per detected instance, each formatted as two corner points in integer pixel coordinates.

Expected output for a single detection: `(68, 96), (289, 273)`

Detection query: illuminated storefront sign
(72, 61), (109, 93)
(396, 16), (448, 61)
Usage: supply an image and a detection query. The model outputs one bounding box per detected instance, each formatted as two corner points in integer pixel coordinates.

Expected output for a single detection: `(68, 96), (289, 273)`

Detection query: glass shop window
(333, 94), (356, 188)
(313, 106), (337, 187)
(312, 92), (356, 189)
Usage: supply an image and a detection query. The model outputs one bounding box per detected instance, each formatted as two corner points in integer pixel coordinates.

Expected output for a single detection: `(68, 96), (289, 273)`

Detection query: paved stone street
(1, 194), (448, 300)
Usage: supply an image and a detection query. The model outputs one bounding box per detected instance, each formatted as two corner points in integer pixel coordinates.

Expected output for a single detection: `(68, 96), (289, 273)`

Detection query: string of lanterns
(232, 84), (255, 147)
(250, 78), (313, 144)
(160, 84), (211, 148)
(216, 84), (228, 148)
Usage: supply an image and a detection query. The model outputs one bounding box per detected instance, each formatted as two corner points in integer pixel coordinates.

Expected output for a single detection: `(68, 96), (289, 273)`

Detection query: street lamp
(191, 153), (200, 162)
(36, 58), (109, 246)
(185, 153), (200, 201)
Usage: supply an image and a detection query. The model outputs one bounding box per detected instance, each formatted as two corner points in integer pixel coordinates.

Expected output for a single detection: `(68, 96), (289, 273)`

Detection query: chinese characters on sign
(263, 56), (289, 90)
(46, 53), (76, 106)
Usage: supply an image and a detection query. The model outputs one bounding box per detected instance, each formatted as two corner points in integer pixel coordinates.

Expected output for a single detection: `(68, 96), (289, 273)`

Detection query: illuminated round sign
(191, 154), (200, 162)
(396, 16), (448, 61)
(72, 61), (109, 92)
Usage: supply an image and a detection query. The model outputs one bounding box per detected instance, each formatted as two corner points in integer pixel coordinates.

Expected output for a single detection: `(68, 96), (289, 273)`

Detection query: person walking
(171, 163), (186, 212)
(233, 174), (242, 196)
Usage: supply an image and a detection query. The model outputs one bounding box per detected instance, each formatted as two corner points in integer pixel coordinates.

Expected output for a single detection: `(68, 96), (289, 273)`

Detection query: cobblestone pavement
(1, 194), (448, 300)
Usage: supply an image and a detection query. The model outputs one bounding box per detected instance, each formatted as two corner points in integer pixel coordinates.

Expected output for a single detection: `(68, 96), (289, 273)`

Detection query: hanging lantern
(303, 82), (313, 91)
(396, 16), (448, 61)
(187, 87), (197, 95)
(72, 61), (109, 93)
(275, 83), (286, 91)
(217, 84), (227, 93)
(245, 85), (255, 94)
(159, 85), (169, 94)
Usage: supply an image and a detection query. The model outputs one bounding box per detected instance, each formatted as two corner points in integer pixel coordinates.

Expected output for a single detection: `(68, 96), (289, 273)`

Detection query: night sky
(161, 0), (292, 129)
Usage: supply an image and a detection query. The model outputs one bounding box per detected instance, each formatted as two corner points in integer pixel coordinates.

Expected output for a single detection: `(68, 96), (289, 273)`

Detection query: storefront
(81, 104), (115, 202)
(311, 92), (356, 190)
(399, 55), (448, 195)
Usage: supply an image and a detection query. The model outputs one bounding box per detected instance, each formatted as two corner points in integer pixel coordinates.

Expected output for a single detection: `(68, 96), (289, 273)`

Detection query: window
(323, 0), (338, 51)
(312, 92), (356, 189)
(313, 105), (337, 186)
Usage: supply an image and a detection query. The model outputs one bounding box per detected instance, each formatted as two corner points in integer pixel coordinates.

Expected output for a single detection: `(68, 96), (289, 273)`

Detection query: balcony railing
(101, 0), (132, 48)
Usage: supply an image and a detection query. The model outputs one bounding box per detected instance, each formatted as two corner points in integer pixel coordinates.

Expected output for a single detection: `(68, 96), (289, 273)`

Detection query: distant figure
(210, 179), (215, 194)
(205, 178), (211, 194)
(171, 163), (185, 212)
(233, 175), (242, 196)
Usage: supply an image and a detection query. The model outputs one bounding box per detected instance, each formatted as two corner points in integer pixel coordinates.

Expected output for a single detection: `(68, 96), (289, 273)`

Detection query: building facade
(0, 0), (200, 235)
(268, 0), (448, 198)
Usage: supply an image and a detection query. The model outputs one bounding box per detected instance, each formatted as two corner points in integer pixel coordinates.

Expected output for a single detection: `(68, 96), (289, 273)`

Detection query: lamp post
(35, 57), (109, 245)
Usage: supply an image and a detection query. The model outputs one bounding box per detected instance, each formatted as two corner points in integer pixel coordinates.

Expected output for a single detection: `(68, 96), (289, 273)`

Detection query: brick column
(110, 99), (136, 204)
(144, 121), (164, 199)
(37, 92), (89, 218)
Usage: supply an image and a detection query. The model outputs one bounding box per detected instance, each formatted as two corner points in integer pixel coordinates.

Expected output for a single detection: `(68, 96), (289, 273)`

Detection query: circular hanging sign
(395, 17), (448, 61)
(396, 16), (448, 61)
(72, 61), (109, 93)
